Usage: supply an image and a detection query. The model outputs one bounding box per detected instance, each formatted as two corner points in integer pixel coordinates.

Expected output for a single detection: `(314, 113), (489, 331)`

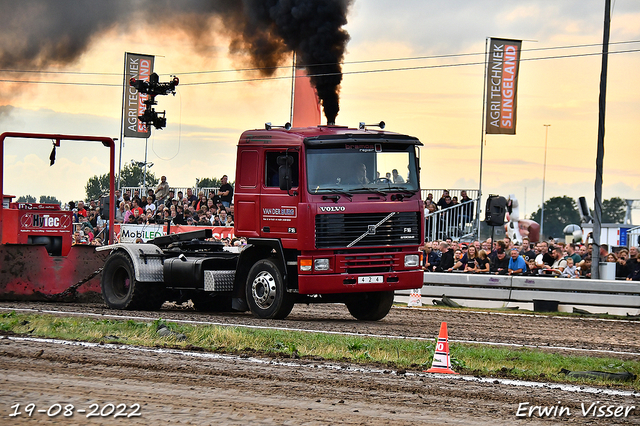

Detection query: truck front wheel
(101, 251), (165, 310)
(346, 291), (394, 321)
(245, 259), (294, 319)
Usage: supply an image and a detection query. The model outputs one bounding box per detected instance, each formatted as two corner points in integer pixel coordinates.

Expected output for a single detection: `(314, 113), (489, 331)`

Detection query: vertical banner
(123, 52), (155, 138)
(485, 38), (522, 135)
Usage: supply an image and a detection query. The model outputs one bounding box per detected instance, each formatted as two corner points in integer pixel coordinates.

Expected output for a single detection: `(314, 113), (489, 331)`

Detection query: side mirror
(277, 155), (294, 192)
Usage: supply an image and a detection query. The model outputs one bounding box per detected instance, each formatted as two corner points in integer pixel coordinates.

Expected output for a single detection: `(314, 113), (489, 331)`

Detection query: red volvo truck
(99, 124), (424, 320)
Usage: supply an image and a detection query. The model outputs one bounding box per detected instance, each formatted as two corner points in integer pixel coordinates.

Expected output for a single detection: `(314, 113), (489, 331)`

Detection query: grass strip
(1, 311), (638, 390)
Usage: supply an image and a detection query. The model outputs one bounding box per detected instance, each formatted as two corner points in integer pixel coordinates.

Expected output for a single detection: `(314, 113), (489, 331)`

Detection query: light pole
(131, 159), (154, 193)
(541, 124), (550, 239)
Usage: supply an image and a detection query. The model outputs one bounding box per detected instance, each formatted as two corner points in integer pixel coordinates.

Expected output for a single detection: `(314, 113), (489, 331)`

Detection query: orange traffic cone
(426, 322), (458, 374)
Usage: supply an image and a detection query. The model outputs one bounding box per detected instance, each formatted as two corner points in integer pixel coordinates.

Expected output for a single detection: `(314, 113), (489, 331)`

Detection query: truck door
(260, 150), (299, 246)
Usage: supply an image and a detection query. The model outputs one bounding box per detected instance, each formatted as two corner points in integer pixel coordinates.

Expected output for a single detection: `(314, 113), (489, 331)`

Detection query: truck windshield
(306, 143), (419, 194)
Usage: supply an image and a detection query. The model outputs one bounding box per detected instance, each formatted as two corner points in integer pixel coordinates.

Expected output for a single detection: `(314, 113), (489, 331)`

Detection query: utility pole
(541, 124), (550, 239)
(592, 0), (611, 279)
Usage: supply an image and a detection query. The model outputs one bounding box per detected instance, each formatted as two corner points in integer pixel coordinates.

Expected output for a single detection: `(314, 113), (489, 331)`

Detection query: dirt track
(1, 301), (639, 425)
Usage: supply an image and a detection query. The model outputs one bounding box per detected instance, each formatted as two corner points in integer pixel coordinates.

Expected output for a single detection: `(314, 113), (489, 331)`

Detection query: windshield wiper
(314, 188), (353, 200)
(382, 186), (418, 196)
(349, 187), (388, 198)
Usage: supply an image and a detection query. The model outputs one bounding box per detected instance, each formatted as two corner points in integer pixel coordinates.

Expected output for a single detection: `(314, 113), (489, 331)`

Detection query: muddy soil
(1, 301), (639, 425)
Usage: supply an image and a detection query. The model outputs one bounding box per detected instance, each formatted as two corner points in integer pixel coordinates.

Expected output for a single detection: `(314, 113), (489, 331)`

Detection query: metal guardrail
(628, 225), (640, 248)
(397, 272), (640, 308)
(424, 199), (477, 242)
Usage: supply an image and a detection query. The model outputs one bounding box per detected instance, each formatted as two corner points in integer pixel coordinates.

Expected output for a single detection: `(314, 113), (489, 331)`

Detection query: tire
(191, 294), (233, 312)
(346, 291), (394, 321)
(101, 251), (166, 310)
(245, 259), (294, 319)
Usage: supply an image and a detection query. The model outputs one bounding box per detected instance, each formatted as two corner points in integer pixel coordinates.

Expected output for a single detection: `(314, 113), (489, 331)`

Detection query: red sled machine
(0, 132), (115, 301)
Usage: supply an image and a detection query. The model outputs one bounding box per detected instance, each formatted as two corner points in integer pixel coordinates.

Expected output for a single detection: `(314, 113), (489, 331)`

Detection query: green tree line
(529, 196), (626, 239)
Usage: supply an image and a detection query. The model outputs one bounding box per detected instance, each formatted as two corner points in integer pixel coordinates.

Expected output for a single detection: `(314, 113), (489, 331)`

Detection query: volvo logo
(319, 206), (345, 212)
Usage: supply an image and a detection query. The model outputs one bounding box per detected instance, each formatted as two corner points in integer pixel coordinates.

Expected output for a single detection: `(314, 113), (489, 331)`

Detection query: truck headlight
(314, 258), (330, 271)
(300, 259), (312, 272)
(404, 254), (420, 267)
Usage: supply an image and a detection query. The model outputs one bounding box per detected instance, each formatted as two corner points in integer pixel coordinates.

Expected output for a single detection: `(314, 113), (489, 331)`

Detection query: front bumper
(297, 269), (423, 295)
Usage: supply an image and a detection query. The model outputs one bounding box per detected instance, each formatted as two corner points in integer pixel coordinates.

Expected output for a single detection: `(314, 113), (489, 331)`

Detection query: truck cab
(233, 125), (424, 318)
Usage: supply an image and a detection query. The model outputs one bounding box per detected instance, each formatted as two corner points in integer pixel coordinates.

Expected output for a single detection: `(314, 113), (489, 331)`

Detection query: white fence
(121, 186), (220, 199)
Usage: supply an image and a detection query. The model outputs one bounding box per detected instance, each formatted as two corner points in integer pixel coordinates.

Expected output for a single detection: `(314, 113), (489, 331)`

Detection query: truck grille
(315, 212), (420, 248)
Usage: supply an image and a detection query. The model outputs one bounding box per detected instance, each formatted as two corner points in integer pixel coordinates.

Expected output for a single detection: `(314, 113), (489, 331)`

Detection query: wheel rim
(251, 271), (277, 310)
(112, 266), (131, 299)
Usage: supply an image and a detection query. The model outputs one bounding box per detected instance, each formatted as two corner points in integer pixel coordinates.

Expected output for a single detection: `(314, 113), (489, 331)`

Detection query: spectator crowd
(420, 236), (640, 281)
(69, 174), (235, 247)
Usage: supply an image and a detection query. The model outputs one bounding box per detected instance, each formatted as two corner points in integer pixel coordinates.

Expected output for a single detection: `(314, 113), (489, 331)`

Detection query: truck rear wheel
(245, 259), (294, 319)
(101, 251), (165, 310)
(346, 291), (394, 321)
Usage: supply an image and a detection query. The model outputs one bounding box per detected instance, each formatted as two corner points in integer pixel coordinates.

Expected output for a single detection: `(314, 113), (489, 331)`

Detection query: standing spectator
(76, 201), (88, 219)
(625, 246), (639, 277)
(437, 242), (454, 272)
(145, 197), (156, 215)
(131, 199), (144, 217)
(490, 248), (509, 274)
(580, 256), (593, 278)
(155, 176), (170, 205)
(122, 203), (132, 223)
(599, 244), (609, 259)
(146, 189), (156, 205)
(186, 188), (198, 206)
(219, 175), (233, 208)
(115, 201), (125, 223)
(209, 190), (222, 206)
(565, 243), (581, 264)
(132, 189), (142, 207)
(578, 245), (589, 260)
(177, 190), (184, 204)
(615, 249), (629, 278)
(463, 245), (479, 273)
(507, 248), (527, 275)
(535, 241), (553, 269)
(545, 247), (567, 275)
(475, 249), (491, 273)
(196, 191), (207, 211)
(424, 203), (437, 239)
(174, 205), (185, 225)
(436, 190), (450, 210)
(219, 210), (230, 226)
(627, 250), (640, 281)
(519, 237), (536, 262)
(424, 242), (441, 272)
(459, 190), (473, 223)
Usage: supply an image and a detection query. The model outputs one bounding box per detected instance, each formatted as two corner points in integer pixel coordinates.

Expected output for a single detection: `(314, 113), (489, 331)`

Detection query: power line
(1, 46), (639, 88)
(2, 40), (640, 77)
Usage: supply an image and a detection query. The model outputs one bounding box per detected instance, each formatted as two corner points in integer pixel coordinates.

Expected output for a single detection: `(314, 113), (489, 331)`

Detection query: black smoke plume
(0, 0), (352, 124)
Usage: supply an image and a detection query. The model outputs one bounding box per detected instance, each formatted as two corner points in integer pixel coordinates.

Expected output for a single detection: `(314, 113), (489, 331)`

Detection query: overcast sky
(1, 0), (639, 223)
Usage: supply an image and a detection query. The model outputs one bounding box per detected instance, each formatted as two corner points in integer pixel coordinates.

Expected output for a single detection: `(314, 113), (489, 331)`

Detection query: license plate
(357, 276), (383, 284)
